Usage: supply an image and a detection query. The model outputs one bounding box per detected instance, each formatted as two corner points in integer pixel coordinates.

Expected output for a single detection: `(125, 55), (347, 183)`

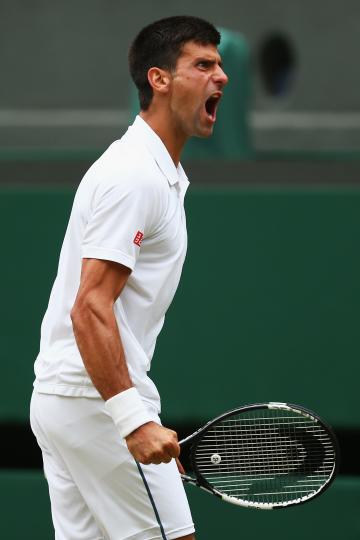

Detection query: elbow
(70, 295), (89, 329)
(70, 301), (81, 329)
(70, 294), (110, 330)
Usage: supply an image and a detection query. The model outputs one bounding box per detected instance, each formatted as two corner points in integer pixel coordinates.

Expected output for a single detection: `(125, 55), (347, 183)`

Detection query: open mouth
(205, 93), (222, 121)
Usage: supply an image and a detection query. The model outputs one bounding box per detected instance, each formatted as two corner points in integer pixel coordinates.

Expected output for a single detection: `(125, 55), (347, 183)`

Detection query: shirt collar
(128, 115), (188, 186)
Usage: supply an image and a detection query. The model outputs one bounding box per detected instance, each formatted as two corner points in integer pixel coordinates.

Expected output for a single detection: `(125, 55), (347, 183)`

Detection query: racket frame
(180, 402), (340, 510)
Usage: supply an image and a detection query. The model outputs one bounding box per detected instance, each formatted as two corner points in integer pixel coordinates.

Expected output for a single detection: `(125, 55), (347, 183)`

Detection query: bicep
(75, 258), (131, 308)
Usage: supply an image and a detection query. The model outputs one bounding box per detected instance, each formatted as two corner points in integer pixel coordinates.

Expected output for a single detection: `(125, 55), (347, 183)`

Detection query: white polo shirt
(34, 116), (189, 413)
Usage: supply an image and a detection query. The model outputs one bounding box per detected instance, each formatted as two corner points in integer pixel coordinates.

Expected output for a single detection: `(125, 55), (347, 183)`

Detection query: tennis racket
(179, 402), (339, 510)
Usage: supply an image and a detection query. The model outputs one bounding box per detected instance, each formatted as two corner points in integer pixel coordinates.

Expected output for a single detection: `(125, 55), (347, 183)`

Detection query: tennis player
(30, 15), (228, 540)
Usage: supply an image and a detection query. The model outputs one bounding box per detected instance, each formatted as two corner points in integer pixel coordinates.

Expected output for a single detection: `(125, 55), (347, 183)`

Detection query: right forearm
(69, 258), (180, 465)
(71, 295), (180, 465)
(71, 300), (132, 400)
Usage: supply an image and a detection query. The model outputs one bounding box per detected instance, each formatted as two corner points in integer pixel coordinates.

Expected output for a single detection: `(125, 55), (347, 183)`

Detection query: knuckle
(163, 441), (174, 453)
(171, 442), (180, 455)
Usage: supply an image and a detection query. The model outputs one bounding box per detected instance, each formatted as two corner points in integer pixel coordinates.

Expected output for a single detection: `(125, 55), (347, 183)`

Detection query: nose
(214, 65), (229, 87)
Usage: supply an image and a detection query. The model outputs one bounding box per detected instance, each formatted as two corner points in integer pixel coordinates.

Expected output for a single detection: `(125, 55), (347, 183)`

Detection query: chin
(193, 126), (214, 139)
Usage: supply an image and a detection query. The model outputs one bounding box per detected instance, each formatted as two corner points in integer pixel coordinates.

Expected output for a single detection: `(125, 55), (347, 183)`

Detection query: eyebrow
(194, 56), (223, 68)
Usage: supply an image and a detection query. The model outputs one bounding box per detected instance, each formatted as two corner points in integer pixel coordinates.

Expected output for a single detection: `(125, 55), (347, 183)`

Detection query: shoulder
(95, 136), (167, 193)
(74, 124), (173, 224)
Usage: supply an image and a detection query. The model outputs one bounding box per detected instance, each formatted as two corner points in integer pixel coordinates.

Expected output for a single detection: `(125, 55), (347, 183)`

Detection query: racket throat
(182, 473), (222, 498)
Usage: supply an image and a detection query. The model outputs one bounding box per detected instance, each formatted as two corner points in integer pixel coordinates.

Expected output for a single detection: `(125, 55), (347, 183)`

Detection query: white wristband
(104, 387), (153, 439)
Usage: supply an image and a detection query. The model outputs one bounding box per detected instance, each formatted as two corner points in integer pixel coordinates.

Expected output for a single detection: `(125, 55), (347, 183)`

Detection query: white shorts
(30, 391), (194, 540)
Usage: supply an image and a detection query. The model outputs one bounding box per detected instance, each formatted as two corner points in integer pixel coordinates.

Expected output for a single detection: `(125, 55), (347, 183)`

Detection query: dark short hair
(129, 16), (221, 110)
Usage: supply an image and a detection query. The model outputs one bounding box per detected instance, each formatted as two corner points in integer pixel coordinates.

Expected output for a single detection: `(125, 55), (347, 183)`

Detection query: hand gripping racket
(179, 402), (339, 510)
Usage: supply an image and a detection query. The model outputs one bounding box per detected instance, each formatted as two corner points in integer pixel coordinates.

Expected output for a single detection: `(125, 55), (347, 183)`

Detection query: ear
(147, 67), (171, 96)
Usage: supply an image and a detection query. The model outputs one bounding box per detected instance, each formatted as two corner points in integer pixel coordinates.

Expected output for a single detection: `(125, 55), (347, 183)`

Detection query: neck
(139, 108), (188, 166)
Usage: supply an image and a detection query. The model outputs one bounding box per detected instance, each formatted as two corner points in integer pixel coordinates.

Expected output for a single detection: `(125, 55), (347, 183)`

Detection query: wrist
(105, 387), (153, 439)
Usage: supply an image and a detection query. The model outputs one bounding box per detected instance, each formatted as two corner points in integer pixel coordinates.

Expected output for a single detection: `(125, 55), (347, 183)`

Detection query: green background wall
(1, 185), (359, 427)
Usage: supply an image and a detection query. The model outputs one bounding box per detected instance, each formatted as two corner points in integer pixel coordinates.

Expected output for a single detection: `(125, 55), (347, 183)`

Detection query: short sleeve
(82, 180), (160, 270)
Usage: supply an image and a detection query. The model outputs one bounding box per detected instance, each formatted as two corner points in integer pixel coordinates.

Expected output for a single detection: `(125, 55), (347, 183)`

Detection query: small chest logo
(133, 230), (144, 247)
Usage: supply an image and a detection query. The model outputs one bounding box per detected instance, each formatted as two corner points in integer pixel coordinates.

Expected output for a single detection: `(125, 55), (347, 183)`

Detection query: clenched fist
(125, 422), (180, 465)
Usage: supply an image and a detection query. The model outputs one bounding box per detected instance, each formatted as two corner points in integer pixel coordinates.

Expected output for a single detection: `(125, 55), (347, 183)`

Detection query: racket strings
(193, 408), (336, 506)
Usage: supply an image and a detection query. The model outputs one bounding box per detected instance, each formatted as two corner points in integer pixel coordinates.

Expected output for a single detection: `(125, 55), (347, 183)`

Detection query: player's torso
(120, 175), (189, 361)
(34, 122), (189, 402)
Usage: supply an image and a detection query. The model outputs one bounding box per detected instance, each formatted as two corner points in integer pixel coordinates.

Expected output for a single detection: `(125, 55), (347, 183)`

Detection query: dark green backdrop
(1, 185), (359, 427)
